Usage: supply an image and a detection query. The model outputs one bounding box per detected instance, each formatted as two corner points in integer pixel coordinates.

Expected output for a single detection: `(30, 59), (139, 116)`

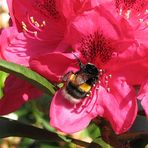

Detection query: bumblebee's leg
(72, 53), (84, 69)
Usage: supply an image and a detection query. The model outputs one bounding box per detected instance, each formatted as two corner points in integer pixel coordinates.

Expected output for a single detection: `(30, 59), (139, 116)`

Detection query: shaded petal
(97, 76), (137, 134)
(0, 27), (63, 66)
(137, 79), (148, 118)
(30, 52), (79, 82)
(57, 0), (100, 19)
(6, 0), (16, 27)
(0, 75), (42, 115)
(50, 88), (99, 134)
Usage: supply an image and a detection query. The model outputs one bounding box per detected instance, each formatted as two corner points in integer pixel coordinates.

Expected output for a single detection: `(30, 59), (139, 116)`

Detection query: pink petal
(50, 88), (99, 134)
(30, 52), (79, 82)
(137, 80), (148, 118)
(0, 27), (64, 66)
(0, 75), (42, 115)
(105, 42), (148, 85)
(97, 76), (137, 134)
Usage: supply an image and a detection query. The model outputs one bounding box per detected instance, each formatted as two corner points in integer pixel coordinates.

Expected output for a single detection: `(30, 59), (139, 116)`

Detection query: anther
(105, 80), (109, 84)
(98, 80), (101, 85)
(93, 84), (96, 87)
(99, 69), (104, 75)
(139, 18), (144, 22)
(125, 10), (131, 19)
(119, 8), (123, 15)
(34, 21), (40, 27)
(30, 16), (35, 23)
(22, 21), (27, 28)
(107, 87), (111, 92)
(108, 74), (112, 78)
(42, 21), (46, 26)
(86, 94), (90, 97)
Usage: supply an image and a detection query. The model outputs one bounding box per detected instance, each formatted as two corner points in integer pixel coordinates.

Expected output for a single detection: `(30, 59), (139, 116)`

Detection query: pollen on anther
(30, 16), (35, 23)
(42, 21), (46, 26)
(125, 10), (131, 19)
(22, 21), (27, 28)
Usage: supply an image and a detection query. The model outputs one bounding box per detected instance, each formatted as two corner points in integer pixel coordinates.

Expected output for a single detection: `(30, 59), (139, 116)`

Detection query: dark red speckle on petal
(79, 32), (114, 65)
(34, 0), (60, 19)
(115, 0), (146, 12)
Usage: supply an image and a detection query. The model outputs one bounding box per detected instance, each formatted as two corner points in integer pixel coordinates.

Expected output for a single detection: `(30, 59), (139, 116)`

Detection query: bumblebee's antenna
(72, 53), (84, 69)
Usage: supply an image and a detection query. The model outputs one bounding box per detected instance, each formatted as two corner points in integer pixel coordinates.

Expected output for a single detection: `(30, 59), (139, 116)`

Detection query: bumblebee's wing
(75, 73), (89, 85)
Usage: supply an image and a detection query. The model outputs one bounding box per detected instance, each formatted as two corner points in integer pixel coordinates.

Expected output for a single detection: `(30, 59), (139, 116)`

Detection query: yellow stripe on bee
(79, 83), (91, 92)
(69, 74), (76, 81)
(69, 74), (78, 85)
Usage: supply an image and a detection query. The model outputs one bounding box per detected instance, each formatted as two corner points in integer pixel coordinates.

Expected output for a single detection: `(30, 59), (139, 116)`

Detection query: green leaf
(0, 60), (55, 95)
(0, 71), (8, 98)
(93, 138), (112, 148)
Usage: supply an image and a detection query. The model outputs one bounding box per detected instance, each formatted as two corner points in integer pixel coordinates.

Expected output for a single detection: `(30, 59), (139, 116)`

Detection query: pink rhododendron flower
(99, 0), (148, 119)
(0, 0), (73, 115)
(30, 4), (139, 134)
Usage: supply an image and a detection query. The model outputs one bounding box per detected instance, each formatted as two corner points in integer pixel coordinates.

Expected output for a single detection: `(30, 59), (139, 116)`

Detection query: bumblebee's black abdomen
(66, 82), (88, 99)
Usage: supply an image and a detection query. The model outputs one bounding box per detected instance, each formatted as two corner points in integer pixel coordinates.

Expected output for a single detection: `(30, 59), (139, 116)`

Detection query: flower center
(78, 32), (114, 65)
(34, 0), (60, 19)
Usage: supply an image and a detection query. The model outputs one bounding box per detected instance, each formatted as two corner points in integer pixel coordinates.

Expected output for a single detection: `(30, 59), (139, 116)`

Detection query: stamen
(125, 10), (131, 19)
(22, 21), (37, 35)
(119, 8), (123, 16)
(27, 14), (46, 32)
(101, 72), (112, 92)
(145, 9), (148, 14)
(21, 16), (49, 42)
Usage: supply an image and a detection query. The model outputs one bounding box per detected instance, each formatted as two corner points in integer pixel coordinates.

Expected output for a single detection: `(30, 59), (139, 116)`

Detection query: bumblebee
(62, 57), (99, 104)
